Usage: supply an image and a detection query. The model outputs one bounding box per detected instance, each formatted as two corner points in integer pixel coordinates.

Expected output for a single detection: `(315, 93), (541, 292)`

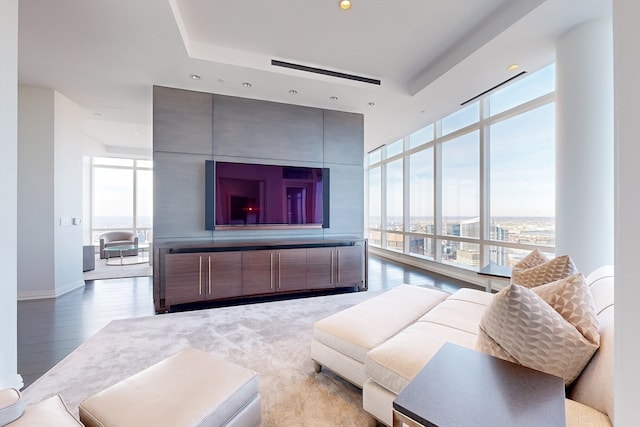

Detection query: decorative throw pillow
(512, 248), (549, 271)
(510, 254), (578, 288)
(477, 276), (600, 385)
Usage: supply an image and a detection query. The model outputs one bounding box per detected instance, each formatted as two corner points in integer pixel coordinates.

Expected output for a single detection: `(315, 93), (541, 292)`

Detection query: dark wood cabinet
(164, 251), (242, 307)
(154, 239), (367, 313)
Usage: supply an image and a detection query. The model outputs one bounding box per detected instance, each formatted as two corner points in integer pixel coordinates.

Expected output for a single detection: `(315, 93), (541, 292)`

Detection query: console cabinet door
(164, 253), (206, 306)
(242, 250), (276, 296)
(306, 247), (335, 289)
(275, 248), (308, 292)
(206, 251), (242, 300)
(335, 246), (364, 288)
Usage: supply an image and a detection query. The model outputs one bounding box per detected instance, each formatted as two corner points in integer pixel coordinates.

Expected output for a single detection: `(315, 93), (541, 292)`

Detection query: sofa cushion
(565, 399), (612, 427)
(510, 254), (577, 288)
(6, 395), (82, 427)
(365, 321), (477, 395)
(417, 297), (489, 335)
(477, 280), (599, 385)
(313, 285), (448, 363)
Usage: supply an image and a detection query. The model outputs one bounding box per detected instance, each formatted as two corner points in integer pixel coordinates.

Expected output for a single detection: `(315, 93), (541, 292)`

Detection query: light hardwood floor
(17, 254), (474, 388)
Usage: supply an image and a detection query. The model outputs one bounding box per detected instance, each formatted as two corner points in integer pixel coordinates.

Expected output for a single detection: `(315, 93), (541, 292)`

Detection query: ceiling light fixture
(217, 78), (225, 84)
(367, 102), (375, 106)
(93, 113), (101, 117)
(288, 89), (298, 95)
(190, 74), (201, 80)
(329, 96), (338, 101)
(242, 82), (252, 88)
(339, 0), (351, 10)
(507, 64), (519, 72)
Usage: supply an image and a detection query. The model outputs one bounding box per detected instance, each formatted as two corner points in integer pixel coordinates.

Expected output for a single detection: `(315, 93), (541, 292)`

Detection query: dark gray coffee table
(393, 342), (566, 427)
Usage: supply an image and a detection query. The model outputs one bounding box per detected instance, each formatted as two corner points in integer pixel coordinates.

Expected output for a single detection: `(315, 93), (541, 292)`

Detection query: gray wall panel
(213, 95), (323, 162)
(153, 152), (213, 240)
(153, 86), (213, 155)
(326, 163), (364, 236)
(153, 87), (364, 243)
(323, 110), (364, 165)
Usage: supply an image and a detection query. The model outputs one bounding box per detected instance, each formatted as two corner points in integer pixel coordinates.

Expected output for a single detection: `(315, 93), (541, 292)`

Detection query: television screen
(207, 161), (328, 228)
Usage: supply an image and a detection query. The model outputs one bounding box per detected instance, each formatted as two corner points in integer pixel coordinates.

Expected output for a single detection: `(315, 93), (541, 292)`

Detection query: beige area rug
(83, 254), (152, 280)
(23, 289), (386, 426)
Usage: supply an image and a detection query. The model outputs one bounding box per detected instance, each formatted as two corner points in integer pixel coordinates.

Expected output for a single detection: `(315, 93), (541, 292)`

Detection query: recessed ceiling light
(218, 78), (225, 84)
(242, 82), (252, 88)
(339, 0), (351, 10)
(329, 96), (338, 101)
(507, 64), (520, 72)
(93, 113), (101, 117)
(289, 89), (298, 95)
(420, 110), (426, 114)
(190, 74), (201, 80)
(133, 131), (141, 135)
(367, 102), (375, 106)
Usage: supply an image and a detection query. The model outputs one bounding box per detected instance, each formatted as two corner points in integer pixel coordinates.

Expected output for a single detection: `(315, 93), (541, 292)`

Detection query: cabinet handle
(330, 251), (334, 284)
(337, 249), (341, 283)
(198, 256), (202, 295)
(278, 252), (281, 288)
(270, 253), (274, 289)
(208, 256), (212, 295)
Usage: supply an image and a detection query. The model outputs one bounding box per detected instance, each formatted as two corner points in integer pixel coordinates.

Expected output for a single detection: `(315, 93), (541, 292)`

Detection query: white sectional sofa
(311, 266), (614, 426)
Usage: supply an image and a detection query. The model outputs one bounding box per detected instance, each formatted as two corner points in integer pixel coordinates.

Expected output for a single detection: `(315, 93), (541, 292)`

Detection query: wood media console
(153, 238), (368, 313)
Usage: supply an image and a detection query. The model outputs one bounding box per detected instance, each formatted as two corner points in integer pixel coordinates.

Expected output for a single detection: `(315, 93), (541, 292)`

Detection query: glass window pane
(490, 103), (555, 244)
(409, 147), (433, 233)
(93, 168), (134, 229)
(409, 124), (434, 149)
(368, 167), (381, 229)
(369, 149), (382, 165)
(93, 157), (133, 167)
(136, 169), (153, 239)
(136, 160), (153, 169)
(386, 139), (404, 158)
(488, 246), (555, 268)
(385, 159), (403, 231)
(441, 131), (479, 237)
(409, 235), (434, 259)
(441, 239), (480, 269)
(490, 64), (555, 116)
(442, 103), (479, 136)
(368, 230), (381, 247)
(385, 232), (404, 252)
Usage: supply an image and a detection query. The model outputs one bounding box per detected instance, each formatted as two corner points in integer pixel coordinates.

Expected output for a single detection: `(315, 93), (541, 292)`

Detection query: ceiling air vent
(460, 71), (527, 106)
(271, 59), (381, 85)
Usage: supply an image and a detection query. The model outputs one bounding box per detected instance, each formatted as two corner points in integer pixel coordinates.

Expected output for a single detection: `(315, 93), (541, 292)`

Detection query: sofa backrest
(100, 231), (135, 243)
(568, 265), (614, 423)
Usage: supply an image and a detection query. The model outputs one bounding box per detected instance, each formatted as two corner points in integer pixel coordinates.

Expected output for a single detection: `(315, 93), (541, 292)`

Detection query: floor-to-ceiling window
(90, 157), (153, 245)
(367, 64), (555, 270)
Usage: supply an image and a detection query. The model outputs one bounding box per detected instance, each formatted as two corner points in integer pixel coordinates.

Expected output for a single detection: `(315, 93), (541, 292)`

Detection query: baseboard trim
(17, 279), (85, 301)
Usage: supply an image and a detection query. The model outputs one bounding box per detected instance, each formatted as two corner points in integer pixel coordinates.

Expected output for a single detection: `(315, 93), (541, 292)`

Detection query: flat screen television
(205, 161), (329, 229)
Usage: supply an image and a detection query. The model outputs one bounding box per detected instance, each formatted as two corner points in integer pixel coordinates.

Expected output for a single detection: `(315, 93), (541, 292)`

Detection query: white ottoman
(79, 348), (260, 427)
(311, 284), (449, 387)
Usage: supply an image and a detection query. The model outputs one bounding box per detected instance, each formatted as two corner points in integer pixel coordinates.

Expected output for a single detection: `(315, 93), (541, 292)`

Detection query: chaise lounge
(311, 263), (614, 426)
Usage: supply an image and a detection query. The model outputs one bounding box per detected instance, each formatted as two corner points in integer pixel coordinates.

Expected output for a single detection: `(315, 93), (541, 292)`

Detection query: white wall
(613, 1), (640, 424)
(556, 19), (614, 274)
(17, 87), (56, 297)
(17, 86), (84, 299)
(53, 92), (84, 294)
(0, 0), (22, 390)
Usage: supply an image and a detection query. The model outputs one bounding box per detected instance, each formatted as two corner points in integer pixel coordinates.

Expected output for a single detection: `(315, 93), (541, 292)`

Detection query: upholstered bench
(311, 284), (449, 388)
(79, 348), (261, 427)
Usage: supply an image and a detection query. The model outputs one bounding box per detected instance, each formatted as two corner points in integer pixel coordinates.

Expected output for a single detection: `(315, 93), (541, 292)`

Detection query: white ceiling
(18, 0), (611, 156)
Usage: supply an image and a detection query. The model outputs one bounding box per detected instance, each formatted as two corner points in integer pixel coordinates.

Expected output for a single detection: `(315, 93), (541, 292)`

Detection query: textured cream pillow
(510, 254), (578, 288)
(477, 276), (599, 385)
(513, 248), (549, 270)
